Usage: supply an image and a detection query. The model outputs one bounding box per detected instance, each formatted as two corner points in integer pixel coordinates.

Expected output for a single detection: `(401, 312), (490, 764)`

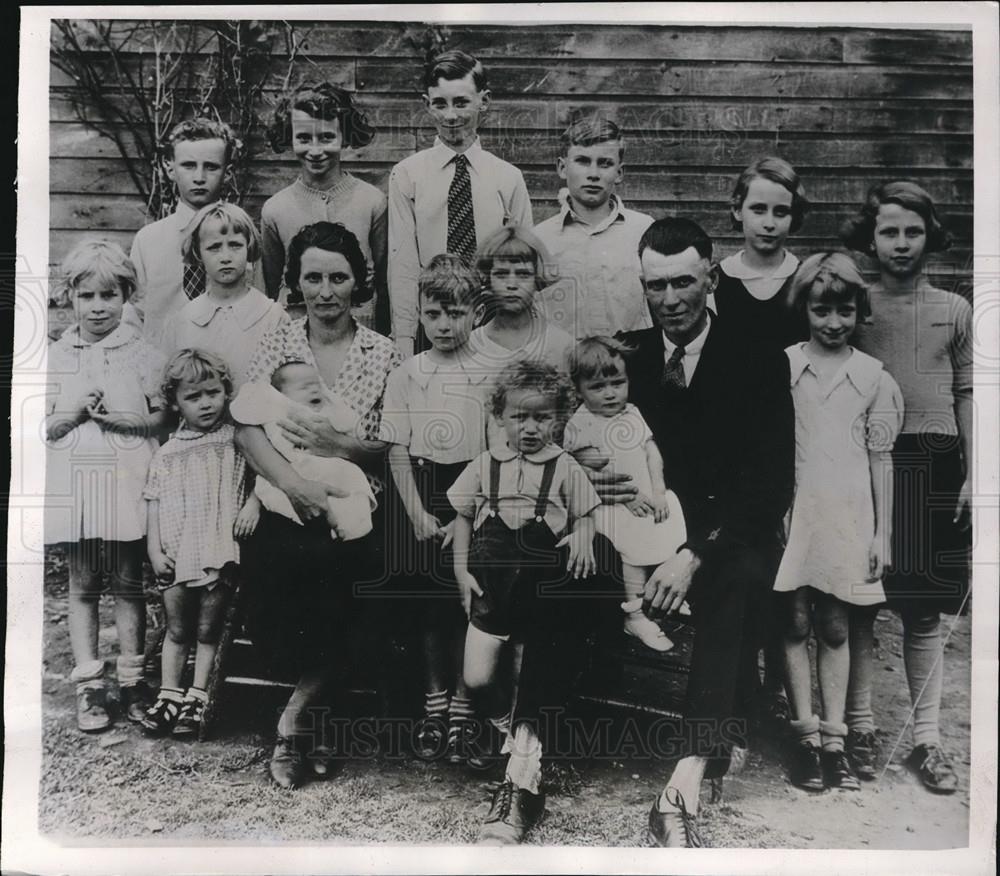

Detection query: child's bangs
(491, 236), (536, 264)
(576, 345), (626, 381)
(810, 274), (859, 306)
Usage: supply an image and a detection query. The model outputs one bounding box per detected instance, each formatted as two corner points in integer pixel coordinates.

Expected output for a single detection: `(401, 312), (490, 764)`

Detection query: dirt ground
(37, 554), (971, 849)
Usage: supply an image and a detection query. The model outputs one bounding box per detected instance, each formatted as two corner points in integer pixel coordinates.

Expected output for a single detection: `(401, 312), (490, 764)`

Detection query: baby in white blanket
(230, 361), (375, 540)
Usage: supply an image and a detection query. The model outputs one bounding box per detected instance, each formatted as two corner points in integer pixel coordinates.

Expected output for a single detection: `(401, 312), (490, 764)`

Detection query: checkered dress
(143, 423), (248, 586)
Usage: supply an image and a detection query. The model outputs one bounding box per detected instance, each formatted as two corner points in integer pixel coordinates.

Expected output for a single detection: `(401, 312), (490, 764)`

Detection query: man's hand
(643, 548), (700, 621)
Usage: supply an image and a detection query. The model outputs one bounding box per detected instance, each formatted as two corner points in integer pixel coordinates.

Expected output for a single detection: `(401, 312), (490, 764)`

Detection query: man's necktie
(447, 153), (476, 264)
(183, 261), (206, 300)
(661, 345), (687, 390)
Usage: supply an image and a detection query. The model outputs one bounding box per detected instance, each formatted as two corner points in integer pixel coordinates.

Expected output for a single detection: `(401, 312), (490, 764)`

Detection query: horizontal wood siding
(49, 21), (973, 292)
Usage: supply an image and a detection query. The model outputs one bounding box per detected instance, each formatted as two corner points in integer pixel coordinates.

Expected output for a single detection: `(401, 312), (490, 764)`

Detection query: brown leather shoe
(476, 780), (545, 845)
(269, 736), (308, 790)
(648, 788), (704, 848)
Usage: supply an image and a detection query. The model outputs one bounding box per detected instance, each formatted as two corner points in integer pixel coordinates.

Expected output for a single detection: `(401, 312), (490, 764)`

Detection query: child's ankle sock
(504, 723), (542, 795)
(790, 714), (822, 748)
(71, 659), (106, 688)
(157, 686), (184, 703)
(819, 719), (848, 753)
(424, 689), (449, 720)
(116, 654), (145, 688)
(449, 694), (474, 724)
(185, 686), (209, 704)
(489, 712), (511, 737)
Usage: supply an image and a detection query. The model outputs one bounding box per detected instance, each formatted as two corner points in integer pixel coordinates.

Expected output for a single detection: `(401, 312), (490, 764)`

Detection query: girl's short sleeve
(865, 370), (905, 451)
(447, 455), (485, 519)
(629, 405), (654, 444)
(143, 449), (168, 500)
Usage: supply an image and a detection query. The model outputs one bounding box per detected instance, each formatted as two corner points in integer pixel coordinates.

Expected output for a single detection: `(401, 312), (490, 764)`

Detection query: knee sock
(789, 714), (821, 748)
(659, 755), (708, 816)
(845, 612), (876, 735)
(116, 653), (145, 688)
(903, 616), (944, 748)
(71, 659), (105, 690)
(819, 719), (848, 753)
(424, 689), (449, 719)
(504, 723), (542, 795)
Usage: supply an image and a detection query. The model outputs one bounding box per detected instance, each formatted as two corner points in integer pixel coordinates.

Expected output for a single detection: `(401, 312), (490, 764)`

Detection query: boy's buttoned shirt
(129, 201), (197, 351)
(387, 137), (533, 342)
(379, 351), (493, 464)
(533, 188), (654, 339)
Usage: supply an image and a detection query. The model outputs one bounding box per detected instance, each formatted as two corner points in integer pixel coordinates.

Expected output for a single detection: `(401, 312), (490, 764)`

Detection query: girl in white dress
(45, 241), (169, 732)
(774, 253), (903, 791)
(564, 337), (687, 651)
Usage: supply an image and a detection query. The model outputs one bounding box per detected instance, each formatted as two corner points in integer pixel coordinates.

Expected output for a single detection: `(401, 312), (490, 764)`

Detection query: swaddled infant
(230, 361), (374, 540)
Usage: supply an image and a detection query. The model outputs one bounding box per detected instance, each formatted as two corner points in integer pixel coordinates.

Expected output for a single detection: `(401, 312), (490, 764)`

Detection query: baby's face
(276, 364), (326, 409)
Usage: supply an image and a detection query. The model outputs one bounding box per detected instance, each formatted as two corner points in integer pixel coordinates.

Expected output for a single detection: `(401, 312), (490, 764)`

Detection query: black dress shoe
(648, 788), (703, 848)
(822, 749), (861, 791)
(789, 743), (825, 791)
(269, 736), (308, 790)
(476, 780), (545, 845)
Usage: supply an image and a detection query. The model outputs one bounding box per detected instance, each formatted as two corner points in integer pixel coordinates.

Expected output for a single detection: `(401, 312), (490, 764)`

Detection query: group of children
(46, 46), (971, 823)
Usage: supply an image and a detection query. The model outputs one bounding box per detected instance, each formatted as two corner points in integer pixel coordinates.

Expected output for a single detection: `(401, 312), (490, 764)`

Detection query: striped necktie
(183, 261), (206, 300)
(447, 153), (476, 264)
(661, 344), (687, 390)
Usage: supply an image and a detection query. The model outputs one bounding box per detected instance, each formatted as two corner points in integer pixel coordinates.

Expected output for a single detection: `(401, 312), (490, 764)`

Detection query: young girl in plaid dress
(141, 349), (260, 739)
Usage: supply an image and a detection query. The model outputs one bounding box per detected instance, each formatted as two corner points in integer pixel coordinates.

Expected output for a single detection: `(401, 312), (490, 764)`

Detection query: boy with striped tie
(388, 50), (533, 358)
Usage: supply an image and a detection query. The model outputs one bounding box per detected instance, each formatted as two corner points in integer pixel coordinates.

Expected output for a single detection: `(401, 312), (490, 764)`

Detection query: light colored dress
(229, 382), (375, 540)
(45, 322), (166, 544)
(773, 344), (904, 604)
(160, 286), (287, 388)
(563, 404), (686, 566)
(144, 423), (247, 587)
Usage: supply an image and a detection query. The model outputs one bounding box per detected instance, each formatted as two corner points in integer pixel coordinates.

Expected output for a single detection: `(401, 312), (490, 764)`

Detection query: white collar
(405, 349), (493, 390)
(721, 249), (799, 281)
(786, 343), (883, 395)
(489, 443), (563, 464)
(187, 287), (272, 330)
(662, 311), (712, 357)
(432, 136), (484, 171)
(63, 320), (139, 350)
(556, 187), (625, 232)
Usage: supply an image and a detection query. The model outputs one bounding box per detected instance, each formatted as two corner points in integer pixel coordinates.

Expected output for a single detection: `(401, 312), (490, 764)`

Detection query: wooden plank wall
(49, 21), (974, 294)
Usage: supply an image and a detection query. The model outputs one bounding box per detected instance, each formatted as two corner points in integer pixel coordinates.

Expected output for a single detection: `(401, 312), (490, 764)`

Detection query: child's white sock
(70, 659), (105, 687)
(504, 723), (542, 795)
(116, 654), (145, 688)
(185, 686), (209, 704)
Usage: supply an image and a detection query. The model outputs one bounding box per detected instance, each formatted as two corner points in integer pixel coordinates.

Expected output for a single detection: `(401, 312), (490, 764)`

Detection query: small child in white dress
(230, 360), (375, 540)
(564, 337), (687, 651)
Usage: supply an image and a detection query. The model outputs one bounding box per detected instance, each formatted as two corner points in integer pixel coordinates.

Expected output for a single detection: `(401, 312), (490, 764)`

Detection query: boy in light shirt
(533, 116), (654, 340)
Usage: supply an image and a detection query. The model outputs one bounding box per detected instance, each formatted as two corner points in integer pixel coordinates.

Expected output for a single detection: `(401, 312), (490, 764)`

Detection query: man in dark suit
(619, 217), (795, 846)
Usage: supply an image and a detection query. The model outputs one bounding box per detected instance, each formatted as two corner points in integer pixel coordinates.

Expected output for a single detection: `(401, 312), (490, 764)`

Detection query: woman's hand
(954, 477), (972, 529)
(456, 569), (482, 618)
(88, 408), (143, 434)
(277, 407), (347, 458)
(149, 549), (175, 586)
(284, 476), (343, 524)
(74, 387), (104, 420)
